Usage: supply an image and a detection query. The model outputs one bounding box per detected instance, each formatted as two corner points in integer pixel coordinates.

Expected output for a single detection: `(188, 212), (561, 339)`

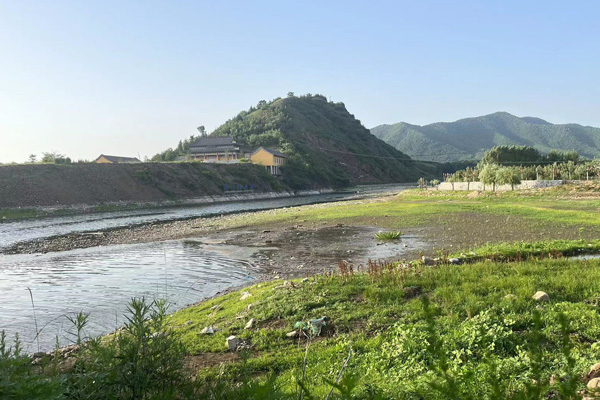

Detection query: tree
(41, 151), (65, 163)
(28, 154), (37, 163)
(496, 167), (521, 190)
(287, 92), (295, 97)
(481, 145), (542, 165)
(196, 126), (206, 137)
(479, 164), (499, 191)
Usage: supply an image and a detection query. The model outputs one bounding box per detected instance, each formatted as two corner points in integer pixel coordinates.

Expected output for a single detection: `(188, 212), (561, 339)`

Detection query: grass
(374, 231), (403, 241)
(164, 243), (600, 398)
(207, 187), (600, 244)
(0, 208), (43, 221)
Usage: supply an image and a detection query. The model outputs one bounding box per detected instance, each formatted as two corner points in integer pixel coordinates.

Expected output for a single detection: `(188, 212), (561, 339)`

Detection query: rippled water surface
(0, 240), (258, 352)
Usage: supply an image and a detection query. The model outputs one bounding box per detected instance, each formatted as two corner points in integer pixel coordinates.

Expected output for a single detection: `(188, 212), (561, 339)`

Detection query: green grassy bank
(4, 243), (600, 399)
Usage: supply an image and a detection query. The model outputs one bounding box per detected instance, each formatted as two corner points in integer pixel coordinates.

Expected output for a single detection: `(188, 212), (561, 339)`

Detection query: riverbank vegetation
(3, 242), (600, 398)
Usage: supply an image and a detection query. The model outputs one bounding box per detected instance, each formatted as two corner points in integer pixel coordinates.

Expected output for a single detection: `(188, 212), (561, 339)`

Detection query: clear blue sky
(1, 0), (598, 163)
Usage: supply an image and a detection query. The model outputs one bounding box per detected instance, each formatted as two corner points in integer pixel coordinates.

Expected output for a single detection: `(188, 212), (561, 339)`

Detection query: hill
(371, 112), (600, 162)
(0, 163), (284, 208)
(208, 94), (437, 188)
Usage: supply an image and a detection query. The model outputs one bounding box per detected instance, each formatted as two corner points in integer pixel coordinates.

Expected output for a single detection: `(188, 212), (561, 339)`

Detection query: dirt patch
(213, 225), (430, 278)
(260, 318), (289, 330)
(417, 212), (600, 251)
(185, 352), (240, 371)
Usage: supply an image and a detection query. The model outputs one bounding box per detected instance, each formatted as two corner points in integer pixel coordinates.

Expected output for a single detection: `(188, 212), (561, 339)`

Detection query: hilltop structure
(189, 136), (250, 163)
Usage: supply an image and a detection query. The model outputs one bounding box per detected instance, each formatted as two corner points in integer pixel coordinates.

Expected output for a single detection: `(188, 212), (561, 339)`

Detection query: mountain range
(371, 112), (600, 162)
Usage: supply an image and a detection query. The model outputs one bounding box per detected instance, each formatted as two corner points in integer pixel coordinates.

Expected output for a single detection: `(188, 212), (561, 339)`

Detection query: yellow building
(95, 155), (141, 164)
(250, 147), (288, 175)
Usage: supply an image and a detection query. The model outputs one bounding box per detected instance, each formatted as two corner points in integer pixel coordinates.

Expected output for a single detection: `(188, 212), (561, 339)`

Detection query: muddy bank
(203, 224), (429, 278)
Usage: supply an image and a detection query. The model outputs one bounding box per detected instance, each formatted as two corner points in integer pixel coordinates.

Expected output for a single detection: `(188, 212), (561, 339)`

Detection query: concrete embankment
(0, 162), (288, 208)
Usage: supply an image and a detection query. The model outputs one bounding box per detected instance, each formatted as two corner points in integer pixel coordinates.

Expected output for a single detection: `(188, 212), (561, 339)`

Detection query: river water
(0, 185), (412, 352)
(0, 192), (357, 250)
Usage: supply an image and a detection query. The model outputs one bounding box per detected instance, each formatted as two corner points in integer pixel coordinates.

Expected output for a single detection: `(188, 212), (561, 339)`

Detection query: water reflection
(0, 240), (257, 352)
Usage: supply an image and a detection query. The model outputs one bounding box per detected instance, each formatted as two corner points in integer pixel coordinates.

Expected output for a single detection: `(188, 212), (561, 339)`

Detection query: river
(0, 184), (412, 352)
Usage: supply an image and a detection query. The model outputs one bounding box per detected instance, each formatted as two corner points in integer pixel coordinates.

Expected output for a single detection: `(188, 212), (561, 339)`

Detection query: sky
(1, 0), (599, 163)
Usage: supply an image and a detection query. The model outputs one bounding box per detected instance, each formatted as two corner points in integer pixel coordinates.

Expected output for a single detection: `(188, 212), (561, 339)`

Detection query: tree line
(445, 145), (599, 190)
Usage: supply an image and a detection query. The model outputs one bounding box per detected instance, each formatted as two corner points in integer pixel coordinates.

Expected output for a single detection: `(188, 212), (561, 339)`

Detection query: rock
(286, 330), (298, 338)
(245, 318), (256, 329)
(226, 335), (240, 351)
(246, 303), (254, 310)
(532, 291), (549, 302)
(587, 377), (600, 389)
(449, 258), (460, 265)
(33, 351), (46, 359)
(503, 294), (517, 300)
(422, 256), (434, 266)
(587, 362), (600, 380)
(240, 291), (253, 301)
(200, 326), (215, 335)
(185, 320), (193, 325)
(301, 278), (309, 283)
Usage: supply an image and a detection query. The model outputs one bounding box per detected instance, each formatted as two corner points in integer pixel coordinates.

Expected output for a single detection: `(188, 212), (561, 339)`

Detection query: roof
(252, 147), (288, 158)
(189, 136), (240, 154)
(191, 136), (235, 147)
(96, 155), (141, 163)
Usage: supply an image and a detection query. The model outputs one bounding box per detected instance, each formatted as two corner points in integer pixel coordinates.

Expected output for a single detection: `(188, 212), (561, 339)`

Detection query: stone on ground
(532, 291), (549, 301)
(240, 291), (253, 301)
(226, 335), (240, 351)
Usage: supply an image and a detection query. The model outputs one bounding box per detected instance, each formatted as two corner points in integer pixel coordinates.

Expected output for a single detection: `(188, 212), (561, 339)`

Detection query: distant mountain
(371, 112), (600, 162)
(210, 94), (438, 189)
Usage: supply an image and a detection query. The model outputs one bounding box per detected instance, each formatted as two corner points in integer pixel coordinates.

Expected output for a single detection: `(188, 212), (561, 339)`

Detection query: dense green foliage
(480, 145), (580, 166)
(371, 112), (600, 162)
(206, 94), (437, 189)
(445, 147), (598, 187)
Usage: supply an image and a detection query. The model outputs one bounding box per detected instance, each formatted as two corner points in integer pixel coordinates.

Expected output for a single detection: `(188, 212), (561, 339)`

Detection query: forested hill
(211, 94), (437, 188)
(371, 112), (600, 162)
